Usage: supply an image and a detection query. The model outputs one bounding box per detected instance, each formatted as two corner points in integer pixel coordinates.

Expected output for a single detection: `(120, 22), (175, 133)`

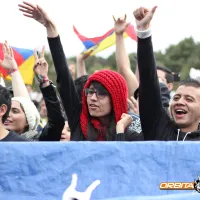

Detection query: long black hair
(87, 81), (116, 141)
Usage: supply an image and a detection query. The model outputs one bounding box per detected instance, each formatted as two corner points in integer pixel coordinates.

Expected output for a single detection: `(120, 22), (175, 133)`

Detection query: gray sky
(1, 0), (200, 58)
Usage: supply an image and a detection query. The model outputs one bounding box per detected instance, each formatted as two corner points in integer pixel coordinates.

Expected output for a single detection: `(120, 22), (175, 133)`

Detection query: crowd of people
(0, 2), (200, 142)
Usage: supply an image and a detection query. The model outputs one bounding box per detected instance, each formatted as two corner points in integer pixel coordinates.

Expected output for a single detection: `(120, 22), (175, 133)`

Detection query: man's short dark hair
(0, 85), (11, 123)
(180, 78), (200, 88)
(157, 66), (174, 83)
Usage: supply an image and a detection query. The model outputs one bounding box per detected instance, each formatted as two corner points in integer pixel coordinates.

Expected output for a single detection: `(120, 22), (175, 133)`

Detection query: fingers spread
(112, 15), (116, 22)
(9, 47), (14, 58)
(151, 6), (158, 14)
(2, 43), (6, 54)
(22, 1), (36, 9)
(18, 4), (34, 11)
(19, 8), (33, 15)
(23, 13), (34, 18)
(124, 14), (127, 21)
(4, 41), (10, 54)
(34, 49), (38, 61)
(40, 46), (45, 58)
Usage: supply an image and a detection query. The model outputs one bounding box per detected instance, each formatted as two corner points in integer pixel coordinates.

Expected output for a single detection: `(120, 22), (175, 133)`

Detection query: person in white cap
(9, 97), (41, 140)
(0, 85), (27, 141)
(0, 41), (65, 141)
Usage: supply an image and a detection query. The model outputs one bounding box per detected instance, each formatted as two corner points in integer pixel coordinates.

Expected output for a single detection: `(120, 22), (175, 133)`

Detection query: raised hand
(34, 46), (48, 77)
(0, 41), (18, 73)
(62, 174), (100, 200)
(113, 14), (129, 35)
(76, 49), (93, 78)
(18, 1), (51, 27)
(34, 46), (49, 87)
(77, 49), (94, 61)
(118, 113), (133, 128)
(133, 6), (157, 31)
(116, 113), (133, 133)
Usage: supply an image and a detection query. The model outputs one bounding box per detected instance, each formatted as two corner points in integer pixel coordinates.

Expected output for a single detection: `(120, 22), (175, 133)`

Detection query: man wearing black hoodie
(134, 6), (200, 141)
(0, 85), (27, 141)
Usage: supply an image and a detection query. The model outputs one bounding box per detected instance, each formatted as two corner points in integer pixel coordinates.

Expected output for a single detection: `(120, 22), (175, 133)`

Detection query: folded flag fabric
(0, 44), (35, 85)
(73, 24), (137, 56)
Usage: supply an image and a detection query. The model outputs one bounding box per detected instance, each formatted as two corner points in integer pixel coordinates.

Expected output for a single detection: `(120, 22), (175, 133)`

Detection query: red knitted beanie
(80, 69), (128, 140)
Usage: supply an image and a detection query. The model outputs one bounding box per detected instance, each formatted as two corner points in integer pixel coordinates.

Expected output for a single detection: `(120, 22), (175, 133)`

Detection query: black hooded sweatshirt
(48, 36), (143, 141)
(137, 35), (200, 141)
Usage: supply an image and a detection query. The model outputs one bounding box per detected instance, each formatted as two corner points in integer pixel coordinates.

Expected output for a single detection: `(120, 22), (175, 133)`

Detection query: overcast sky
(1, 0), (200, 58)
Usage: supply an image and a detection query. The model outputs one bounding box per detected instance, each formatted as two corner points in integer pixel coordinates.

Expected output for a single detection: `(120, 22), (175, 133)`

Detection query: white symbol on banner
(62, 174), (101, 200)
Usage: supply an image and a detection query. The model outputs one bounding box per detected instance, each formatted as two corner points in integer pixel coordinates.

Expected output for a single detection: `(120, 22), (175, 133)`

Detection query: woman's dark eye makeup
(12, 108), (20, 113)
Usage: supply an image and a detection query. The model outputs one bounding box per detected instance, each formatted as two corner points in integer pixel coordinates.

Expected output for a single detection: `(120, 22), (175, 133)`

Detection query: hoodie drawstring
(183, 132), (191, 141)
(176, 129), (180, 141)
(176, 129), (191, 141)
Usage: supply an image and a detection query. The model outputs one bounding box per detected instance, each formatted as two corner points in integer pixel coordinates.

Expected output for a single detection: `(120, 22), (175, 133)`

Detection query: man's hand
(113, 14), (129, 35)
(133, 6), (157, 31)
(0, 41), (18, 73)
(62, 174), (100, 200)
(18, 1), (52, 27)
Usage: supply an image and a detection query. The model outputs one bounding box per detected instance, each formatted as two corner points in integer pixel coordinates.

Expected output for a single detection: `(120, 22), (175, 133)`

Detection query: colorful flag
(73, 24), (137, 56)
(0, 44), (35, 85)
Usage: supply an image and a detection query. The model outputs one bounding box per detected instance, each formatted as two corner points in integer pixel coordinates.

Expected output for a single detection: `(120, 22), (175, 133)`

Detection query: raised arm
(134, 6), (167, 140)
(33, 47), (65, 141)
(0, 41), (30, 98)
(76, 51), (93, 78)
(114, 15), (139, 98)
(19, 2), (81, 135)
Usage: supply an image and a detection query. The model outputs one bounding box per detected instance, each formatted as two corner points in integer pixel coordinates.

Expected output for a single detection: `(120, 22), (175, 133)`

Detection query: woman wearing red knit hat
(18, 2), (143, 141)
(80, 69), (133, 140)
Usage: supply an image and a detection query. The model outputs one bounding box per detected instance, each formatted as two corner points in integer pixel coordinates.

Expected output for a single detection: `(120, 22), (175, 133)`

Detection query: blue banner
(0, 142), (200, 200)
